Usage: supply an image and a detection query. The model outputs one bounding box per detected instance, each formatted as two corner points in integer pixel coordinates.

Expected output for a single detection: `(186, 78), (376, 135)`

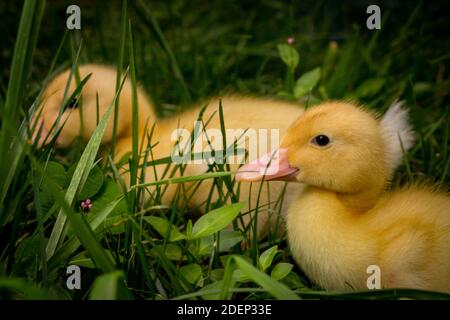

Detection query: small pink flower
(80, 198), (93, 212)
(287, 37), (295, 45)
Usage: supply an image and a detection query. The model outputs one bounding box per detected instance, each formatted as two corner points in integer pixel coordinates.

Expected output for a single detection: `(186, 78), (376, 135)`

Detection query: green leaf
(149, 244), (183, 261)
(38, 161), (67, 215)
(66, 178), (127, 237)
(198, 230), (243, 255)
(67, 164), (104, 200)
(189, 202), (244, 240)
(42, 161), (67, 188)
(232, 269), (250, 282)
(186, 219), (193, 239)
(15, 237), (42, 264)
(100, 215), (125, 235)
(222, 255), (299, 300)
(277, 44), (299, 70)
(276, 90), (294, 100)
(179, 264), (202, 286)
(143, 216), (186, 242)
(89, 271), (133, 300)
(70, 250), (124, 269)
(86, 178), (128, 219)
(210, 269), (224, 281)
(69, 251), (96, 268)
(14, 236), (48, 277)
(294, 67), (321, 98)
(259, 245), (278, 271)
(47, 194), (123, 271)
(197, 280), (227, 300)
(0, 278), (50, 300)
(220, 254), (252, 269)
(271, 262), (293, 280)
(281, 271), (305, 289)
(355, 78), (385, 98)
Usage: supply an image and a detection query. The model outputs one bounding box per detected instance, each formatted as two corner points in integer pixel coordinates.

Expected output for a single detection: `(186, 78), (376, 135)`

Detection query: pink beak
(235, 148), (299, 182)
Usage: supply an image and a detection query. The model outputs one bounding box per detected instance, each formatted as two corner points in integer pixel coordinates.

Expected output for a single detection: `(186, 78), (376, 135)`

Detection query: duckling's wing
(380, 101), (415, 175)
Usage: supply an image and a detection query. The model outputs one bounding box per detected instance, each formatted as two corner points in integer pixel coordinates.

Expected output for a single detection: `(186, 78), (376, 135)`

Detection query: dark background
(1, 0), (449, 109)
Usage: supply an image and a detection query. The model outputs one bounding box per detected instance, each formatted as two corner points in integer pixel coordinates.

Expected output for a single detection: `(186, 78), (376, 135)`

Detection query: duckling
(33, 64), (304, 237)
(236, 101), (450, 292)
(32, 64), (155, 148)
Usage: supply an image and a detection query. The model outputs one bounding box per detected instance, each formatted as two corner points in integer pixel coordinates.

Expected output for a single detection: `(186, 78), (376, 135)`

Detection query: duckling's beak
(235, 148), (299, 182)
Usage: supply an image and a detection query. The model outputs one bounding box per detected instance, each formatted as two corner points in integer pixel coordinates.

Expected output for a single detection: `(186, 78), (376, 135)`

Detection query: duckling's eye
(67, 97), (78, 109)
(311, 134), (330, 147)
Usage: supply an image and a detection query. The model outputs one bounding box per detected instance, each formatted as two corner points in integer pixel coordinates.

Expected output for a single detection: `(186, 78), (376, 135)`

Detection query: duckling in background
(32, 64), (155, 148)
(33, 64), (305, 238)
(237, 101), (450, 293)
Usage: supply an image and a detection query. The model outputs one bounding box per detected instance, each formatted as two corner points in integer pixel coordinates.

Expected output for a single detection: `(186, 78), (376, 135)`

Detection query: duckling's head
(280, 102), (389, 193)
(32, 64), (154, 148)
(237, 101), (413, 196)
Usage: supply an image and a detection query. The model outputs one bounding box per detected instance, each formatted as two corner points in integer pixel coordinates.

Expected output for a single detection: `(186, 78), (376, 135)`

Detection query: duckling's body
(288, 185), (450, 291)
(118, 95), (305, 236)
(35, 64), (304, 237)
(237, 101), (450, 292)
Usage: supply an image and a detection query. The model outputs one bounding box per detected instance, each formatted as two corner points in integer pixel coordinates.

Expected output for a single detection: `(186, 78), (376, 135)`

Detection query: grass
(0, 0), (449, 300)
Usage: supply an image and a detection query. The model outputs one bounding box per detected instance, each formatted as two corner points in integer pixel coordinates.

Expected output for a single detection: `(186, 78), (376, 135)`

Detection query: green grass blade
(130, 171), (232, 190)
(133, 0), (191, 102)
(0, 278), (50, 300)
(89, 271), (133, 300)
(45, 72), (128, 259)
(1, 0), (36, 126)
(111, 0), (128, 159)
(0, 0), (45, 211)
(221, 255), (299, 300)
(128, 20), (139, 213)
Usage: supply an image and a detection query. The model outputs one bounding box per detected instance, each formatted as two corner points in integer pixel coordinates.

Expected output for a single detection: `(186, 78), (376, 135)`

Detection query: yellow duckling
(237, 101), (450, 292)
(32, 64), (154, 149)
(33, 64), (305, 237)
